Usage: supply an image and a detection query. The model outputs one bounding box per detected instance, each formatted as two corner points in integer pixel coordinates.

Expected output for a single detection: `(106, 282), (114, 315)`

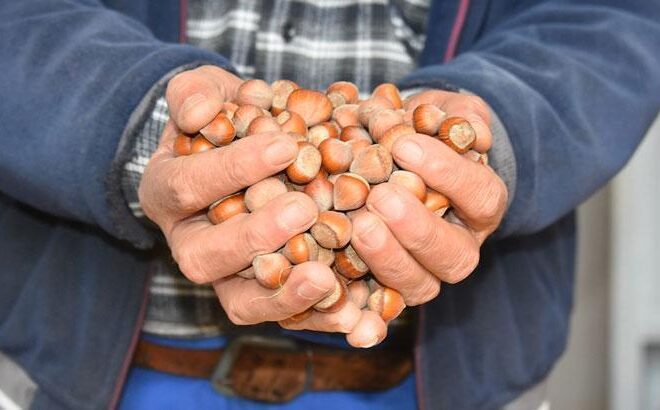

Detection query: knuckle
(406, 278), (440, 306)
(475, 178), (507, 221)
(217, 147), (254, 189)
(225, 303), (251, 326)
(166, 72), (195, 102)
(465, 95), (490, 119)
(407, 223), (440, 255)
(238, 222), (274, 260)
(167, 162), (199, 212)
(173, 246), (208, 285)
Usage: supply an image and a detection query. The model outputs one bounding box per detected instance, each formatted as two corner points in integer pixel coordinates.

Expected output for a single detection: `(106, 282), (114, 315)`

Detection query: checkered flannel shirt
(121, 0), (430, 337)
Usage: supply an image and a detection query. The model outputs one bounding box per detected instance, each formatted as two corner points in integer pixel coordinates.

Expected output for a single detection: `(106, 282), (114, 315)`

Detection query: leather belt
(133, 335), (413, 403)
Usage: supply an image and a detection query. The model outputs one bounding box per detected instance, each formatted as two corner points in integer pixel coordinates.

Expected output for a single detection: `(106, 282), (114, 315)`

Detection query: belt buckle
(211, 334), (306, 400)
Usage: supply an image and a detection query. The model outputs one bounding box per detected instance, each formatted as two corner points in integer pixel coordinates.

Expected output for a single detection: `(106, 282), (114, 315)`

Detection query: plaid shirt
(122, 0), (430, 337)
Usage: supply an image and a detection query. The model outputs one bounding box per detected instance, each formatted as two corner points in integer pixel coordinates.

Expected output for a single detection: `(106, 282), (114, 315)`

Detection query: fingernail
(369, 190), (406, 220)
(181, 92), (207, 116)
(297, 281), (330, 300)
(277, 199), (316, 231)
(394, 139), (424, 166)
(264, 137), (297, 167)
(355, 216), (386, 249)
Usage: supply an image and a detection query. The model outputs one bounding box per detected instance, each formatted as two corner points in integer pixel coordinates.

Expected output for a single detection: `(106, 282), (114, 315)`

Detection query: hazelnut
(253, 253), (292, 289)
(310, 211), (352, 249)
(347, 139), (372, 158)
(317, 246), (336, 267)
(271, 79), (299, 115)
(200, 112), (236, 146)
(339, 126), (372, 143)
(276, 111), (307, 135)
(438, 117), (476, 154)
(332, 104), (360, 128)
(313, 276), (348, 313)
(413, 104), (446, 136)
(349, 144), (393, 184)
(236, 79), (273, 110)
(286, 141), (322, 184)
(307, 122), (339, 147)
(190, 134), (216, 153)
(173, 133), (192, 157)
(358, 96), (395, 128)
(282, 233), (319, 264)
(326, 81), (359, 107)
(303, 172), (334, 212)
(368, 109), (404, 142)
(372, 83), (403, 109)
(221, 101), (239, 119)
(463, 149), (489, 166)
(388, 170), (427, 202)
(368, 287), (406, 322)
(244, 177), (288, 212)
(233, 104), (265, 138)
(207, 192), (248, 224)
(318, 138), (353, 174)
(286, 89), (333, 127)
(335, 245), (369, 279)
(347, 279), (370, 308)
(424, 189), (450, 216)
(245, 116), (281, 137)
(333, 173), (370, 211)
(379, 124), (416, 152)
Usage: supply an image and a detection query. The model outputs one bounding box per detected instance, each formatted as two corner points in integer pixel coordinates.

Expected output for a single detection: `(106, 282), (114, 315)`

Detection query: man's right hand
(138, 66), (371, 342)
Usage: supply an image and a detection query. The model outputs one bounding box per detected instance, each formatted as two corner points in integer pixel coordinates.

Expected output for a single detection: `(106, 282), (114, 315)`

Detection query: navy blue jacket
(0, 0), (659, 409)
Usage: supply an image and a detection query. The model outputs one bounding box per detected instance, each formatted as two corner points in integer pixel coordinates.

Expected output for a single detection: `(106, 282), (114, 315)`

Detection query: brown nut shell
(286, 141), (322, 184)
(190, 134), (216, 153)
(333, 173), (370, 211)
(347, 279), (370, 308)
(307, 122), (339, 147)
(233, 104), (266, 138)
(303, 173), (334, 212)
(313, 276), (348, 313)
(368, 109), (404, 142)
(438, 117), (476, 154)
(271, 79), (299, 115)
(286, 89), (333, 127)
(372, 83), (403, 109)
(326, 81), (359, 107)
(358, 96), (395, 128)
(317, 246), (336, 267)
(236, 79), (273, 109)
(413, 104), (447, 136)
(388, 170), (427, 202)
(334, 245), (369, 280)
(207, 193), (247, 224)
(349, 144), (393, 184)
(424, 189), (450, 216)
(173, 133), (192, 157)
(332, 104), (360, 128)
(253, 253), (292, 289)
(318, 138), (353, 174)
(246, 116), (281, 137)
(200, 112), (236, 146)
(368, 287), (406, 322)
(339, 126), (372, 143)
(276, 111), (307, 136)
(282, 233), (319, 264)
(380, 124), (416, 152)
(310, 211), (352, 249)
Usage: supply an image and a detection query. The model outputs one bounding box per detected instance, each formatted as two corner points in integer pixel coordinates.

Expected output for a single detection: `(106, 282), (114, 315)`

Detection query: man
(0, 0), (658, 409)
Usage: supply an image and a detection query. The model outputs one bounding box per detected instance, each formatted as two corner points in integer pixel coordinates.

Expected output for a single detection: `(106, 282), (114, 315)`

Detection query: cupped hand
(349, 90), (508, 323)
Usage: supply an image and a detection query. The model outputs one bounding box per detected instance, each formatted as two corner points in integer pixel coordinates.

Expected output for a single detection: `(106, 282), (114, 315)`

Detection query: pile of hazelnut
(173, 79), (488, 324)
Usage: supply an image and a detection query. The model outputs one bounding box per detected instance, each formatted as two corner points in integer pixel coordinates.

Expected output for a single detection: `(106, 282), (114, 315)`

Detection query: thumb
(165, 65), (242, 133)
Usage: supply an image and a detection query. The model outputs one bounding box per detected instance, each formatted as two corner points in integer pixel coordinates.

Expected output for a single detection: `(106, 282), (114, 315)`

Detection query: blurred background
(546, 114), (660, 409)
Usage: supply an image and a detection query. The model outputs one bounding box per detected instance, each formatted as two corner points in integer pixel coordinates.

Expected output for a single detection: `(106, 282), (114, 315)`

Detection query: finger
(278, 301), (362, 333)
(391, 134), (507, 234)
(366, 183), (480, 284)
(169, 192), (318, 284)
(213, 262), (336, 325)
(404, 90), (492, 152)
(166, 65), (242, 133)
(346, 311), (388, 348)
(147, 132), (298, 215)
(350, 211), (440, 306)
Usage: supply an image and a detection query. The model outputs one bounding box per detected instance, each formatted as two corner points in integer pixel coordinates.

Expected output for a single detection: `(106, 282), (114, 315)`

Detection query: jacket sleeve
(0, 1), (233, 241)
(399, 0), (660, 237)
